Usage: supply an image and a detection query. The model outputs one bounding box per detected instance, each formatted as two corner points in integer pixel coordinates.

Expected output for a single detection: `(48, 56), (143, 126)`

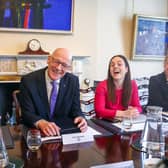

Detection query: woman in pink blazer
(94, 55), (142, 119)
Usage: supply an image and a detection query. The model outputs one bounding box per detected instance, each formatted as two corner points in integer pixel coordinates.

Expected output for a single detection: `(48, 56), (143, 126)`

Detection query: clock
(18, 39), (50, 55)
(28, 39), (41, 52)
(84, 78), (90, 87)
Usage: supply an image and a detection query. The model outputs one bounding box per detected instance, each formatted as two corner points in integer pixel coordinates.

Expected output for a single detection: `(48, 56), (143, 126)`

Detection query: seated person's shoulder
(131, 79), (136, 85)
(95, 80), (107, 92)
(64, 72), (75, 78)
(150, 72), (164, 82)
(64, 72), (79, 81)
(131, 79), (140, 88)
(21, 68), (45, 80)
(97, 80), (106, 87)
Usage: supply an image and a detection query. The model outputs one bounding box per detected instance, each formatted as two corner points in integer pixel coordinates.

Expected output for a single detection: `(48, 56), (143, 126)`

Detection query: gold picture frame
(0, 0), (74, 34)
(131, 14), (168, 60)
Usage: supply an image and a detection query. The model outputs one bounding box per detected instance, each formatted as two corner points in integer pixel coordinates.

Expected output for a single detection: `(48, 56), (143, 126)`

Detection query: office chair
(12, 90), (22, 124)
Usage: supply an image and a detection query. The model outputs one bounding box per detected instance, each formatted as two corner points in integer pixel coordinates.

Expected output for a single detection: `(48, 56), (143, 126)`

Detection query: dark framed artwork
(0, 0), (74, 34)
(132, 14), (168, 60)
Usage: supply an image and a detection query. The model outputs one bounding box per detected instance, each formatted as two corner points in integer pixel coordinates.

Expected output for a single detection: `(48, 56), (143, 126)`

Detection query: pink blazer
(94, 80), (142, 118)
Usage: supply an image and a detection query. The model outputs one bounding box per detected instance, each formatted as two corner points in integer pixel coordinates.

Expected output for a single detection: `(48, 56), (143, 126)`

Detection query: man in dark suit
(148, 55), (168, 111)
(20, 48), (87, 136)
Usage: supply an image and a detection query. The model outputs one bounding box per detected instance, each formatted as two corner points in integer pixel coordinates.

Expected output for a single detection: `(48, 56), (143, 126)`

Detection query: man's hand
(74, 116), (88, 132)
(37, 119), (60, 136)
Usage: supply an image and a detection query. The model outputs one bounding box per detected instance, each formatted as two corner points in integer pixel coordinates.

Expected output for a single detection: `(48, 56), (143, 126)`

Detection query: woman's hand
(124, 106), (139, 118)
(116, 106), (139, 118)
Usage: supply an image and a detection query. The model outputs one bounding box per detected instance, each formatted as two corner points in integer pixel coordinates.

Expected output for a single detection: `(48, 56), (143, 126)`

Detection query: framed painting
(0, 0), (74, 34)
(132, 14), (168, 60)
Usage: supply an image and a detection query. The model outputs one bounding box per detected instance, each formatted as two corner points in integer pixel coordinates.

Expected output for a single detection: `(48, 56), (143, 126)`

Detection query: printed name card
(90, 160), (134, 168)
(62, 133), (94, 145)
(62, 126), (100, 145)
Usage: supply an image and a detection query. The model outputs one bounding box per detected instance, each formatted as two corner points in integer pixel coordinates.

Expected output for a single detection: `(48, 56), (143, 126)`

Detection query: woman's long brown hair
(107, 55), (132, 108)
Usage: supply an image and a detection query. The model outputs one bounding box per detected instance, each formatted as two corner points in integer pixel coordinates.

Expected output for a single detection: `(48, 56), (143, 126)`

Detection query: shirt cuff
(34, 119), (45, 129)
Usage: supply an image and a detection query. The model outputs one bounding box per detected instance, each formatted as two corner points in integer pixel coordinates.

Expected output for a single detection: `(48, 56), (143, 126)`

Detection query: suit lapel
(36, 71), (69, 119)
(160, 73), (168, 98)
(54, 76), (67, 114)
(37, 69), (50, 117)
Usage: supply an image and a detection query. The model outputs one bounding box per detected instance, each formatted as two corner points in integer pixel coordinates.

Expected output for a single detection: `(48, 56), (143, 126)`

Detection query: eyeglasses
(50, 57), (71, 69)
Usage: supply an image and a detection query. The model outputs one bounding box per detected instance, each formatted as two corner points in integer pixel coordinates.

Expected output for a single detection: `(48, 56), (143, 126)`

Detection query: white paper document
(113, 122), (145, 132)
(90, 160), (134, 168)
(162, 112), (168, 117)
(62, 126), (101, 145)
(162, 122), (168, 133)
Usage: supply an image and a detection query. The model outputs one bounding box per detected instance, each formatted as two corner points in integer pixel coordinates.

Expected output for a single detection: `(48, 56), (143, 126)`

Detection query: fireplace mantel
(0, 55), (90, 83)
(0, 75), (21, 83)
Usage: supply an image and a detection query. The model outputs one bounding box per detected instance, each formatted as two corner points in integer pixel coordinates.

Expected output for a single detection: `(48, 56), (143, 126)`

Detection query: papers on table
(129, 114), (146, 124)
(90, 160), (134, 168)
(112, 113), (168, 133)
(41, 126), (101, 144)
(91, 114), (146, 133)
(113, 122), (145, 132)
(162, 112), (168, 122)
(162, 112), (168, 117)
(111, 114), (146, 132)
(162, 122), (168, 134)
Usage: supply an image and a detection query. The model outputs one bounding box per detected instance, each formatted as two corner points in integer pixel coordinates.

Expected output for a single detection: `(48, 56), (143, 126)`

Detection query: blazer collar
(54, 75), (67, 112)
(37, 68), (50, 116)
(37, 70), (68, 118)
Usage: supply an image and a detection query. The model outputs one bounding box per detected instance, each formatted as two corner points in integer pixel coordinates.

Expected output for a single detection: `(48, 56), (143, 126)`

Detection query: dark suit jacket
(20, 67), (84, 128)
(148, 72), (168, 111)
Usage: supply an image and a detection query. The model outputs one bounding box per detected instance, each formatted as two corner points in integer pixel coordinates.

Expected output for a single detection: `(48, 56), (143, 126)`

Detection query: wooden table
(7, 123), (143, 168)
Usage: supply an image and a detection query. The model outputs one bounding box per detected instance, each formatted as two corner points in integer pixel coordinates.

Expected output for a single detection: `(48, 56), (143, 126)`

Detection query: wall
(0, 0), (167, 83)
(96, 0), (168, 80)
